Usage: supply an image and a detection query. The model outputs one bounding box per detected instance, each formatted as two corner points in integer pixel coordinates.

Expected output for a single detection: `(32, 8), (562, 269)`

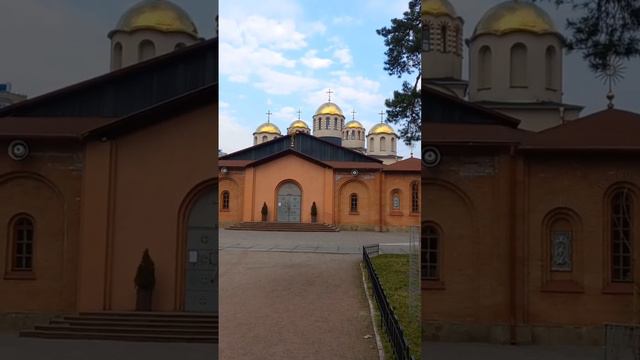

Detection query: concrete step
(50, 319), (216, 329)
(34, 324), (218, 336)
(62, 316), (217, 324)
(20, 330), (217, 343)
(227, 222), (339, 232)
(78, 311), (217, 319)
(19, 312), (218, 343)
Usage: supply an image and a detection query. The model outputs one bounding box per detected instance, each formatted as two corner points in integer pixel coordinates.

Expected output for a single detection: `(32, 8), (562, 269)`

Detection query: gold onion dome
(345, 120), (364, 129)
(315, 102), (344, 116)
(254, 123), (281, 135)
(369, 123), (396, 135)
(473, 0), (558, 38)
(110, 0), (199, 38)
(289, 120), (310, 130)
(422, 0), (458, 17)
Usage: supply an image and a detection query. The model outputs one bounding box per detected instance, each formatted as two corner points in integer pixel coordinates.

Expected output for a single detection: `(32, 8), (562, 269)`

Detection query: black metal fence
(363, 245), (415, 360)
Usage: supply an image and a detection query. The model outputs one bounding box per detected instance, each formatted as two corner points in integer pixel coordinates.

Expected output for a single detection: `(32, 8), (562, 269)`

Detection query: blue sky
(219, 0), (418, 157)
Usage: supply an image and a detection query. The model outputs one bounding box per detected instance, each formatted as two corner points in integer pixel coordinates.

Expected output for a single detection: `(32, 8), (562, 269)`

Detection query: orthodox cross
(351, 109), (357, 121)
(409, 141), (415, 158)
(266, 110), (272, 123)
(297, 109), (302, 120)
(326, 88), (334, 102)
(378, 110), (385, 123)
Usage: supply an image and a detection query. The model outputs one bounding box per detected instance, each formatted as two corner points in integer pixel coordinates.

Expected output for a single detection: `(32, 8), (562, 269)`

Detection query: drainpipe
(509, 144), (518, 344)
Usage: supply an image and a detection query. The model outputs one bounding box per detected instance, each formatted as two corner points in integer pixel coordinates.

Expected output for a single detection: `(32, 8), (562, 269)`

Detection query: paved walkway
(220, 229), (413, 254)
(0, 334), (216, 360)
(219, 248), (379, 359)
(423, 342), (603, 360)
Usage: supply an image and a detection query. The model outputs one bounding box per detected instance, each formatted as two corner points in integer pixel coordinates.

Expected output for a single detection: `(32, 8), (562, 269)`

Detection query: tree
(376, 0), (422, 145)
(532, 0), (640, 72)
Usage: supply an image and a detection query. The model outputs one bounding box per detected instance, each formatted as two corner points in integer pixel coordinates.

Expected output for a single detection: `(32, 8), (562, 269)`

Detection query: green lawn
(367, 254), (421, 359)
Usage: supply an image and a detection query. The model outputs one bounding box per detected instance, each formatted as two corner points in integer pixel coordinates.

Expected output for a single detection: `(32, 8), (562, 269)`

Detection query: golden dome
(422, 0), (458, 17)
(110, 0), (198, 38)
(473, 1), (558, 38)
(289, 120), (310, 130)
(254, 123), (281, 135)
(369, 123), (396, 136)
(345, 120), (364, 129)
(315, 102), (344, 116)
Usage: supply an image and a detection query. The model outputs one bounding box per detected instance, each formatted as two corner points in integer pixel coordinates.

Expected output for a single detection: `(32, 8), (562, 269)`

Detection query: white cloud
(273, 106), (298, 122)
(300, 50), (333, 69)
(220, 42), (296, 83)
(221, 16), (307, 50)
(255, 69), (320, 95)
(333, 48), (353, 67)
(332, 16), (362, 26)
(219, 110), (254, 154)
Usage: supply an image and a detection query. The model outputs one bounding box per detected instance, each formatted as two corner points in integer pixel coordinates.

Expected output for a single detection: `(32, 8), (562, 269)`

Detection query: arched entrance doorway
(277, 182), (302, 223)
(184, 185), (217, 313)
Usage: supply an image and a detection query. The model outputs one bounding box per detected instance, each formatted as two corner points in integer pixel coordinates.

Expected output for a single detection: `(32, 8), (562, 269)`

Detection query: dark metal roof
(220, 133), (382, 163)
(0, 38), (217, 118)
(423, 86), (521, 127)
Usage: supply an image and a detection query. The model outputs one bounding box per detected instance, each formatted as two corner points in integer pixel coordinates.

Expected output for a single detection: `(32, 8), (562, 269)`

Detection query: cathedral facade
(219, 100), (420, 231)
(0, 0), (217, 329)
(422, 0), (640, 345)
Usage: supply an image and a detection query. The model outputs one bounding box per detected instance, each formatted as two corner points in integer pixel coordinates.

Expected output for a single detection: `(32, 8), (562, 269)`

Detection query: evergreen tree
(532, 0), (640, 72)
(376, 0), (422, 145)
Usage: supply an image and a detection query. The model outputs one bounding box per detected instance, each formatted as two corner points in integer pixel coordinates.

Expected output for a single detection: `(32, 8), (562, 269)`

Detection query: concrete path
(0, 333), (216, 360)
(219, 250), (379, 360)
(220, 229), (414, 254)
(423, 342), (603, 360)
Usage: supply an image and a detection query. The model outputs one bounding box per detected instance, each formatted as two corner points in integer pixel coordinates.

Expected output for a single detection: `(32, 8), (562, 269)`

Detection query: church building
(0, 0), (217, 333)
(219, 99), (420, 231)
(422, 0), (640, 345)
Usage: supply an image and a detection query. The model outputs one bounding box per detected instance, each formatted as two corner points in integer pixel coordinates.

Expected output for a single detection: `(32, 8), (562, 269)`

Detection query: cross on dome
(326, 88), (334, 102)
(378, 110), (385, 123)
(266, 110), (272, 123)
(351, 109), (357, 121)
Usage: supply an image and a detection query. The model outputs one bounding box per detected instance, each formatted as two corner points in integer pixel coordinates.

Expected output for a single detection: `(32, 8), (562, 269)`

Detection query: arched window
(550, 218), (573, 271)
(175, 42), (186, 50)
(391, 191), (401, 210)
(510, 43), (528, 87)
(423, 25), (431, 51)
(325, 118), (330, 129)
(422, 225), (440, 280)
(221, 191), (230, 210)
(391, 137), (396, 152)
(350, 193), (358, 213)
(138, 40), (156, 62)
(545, 46), (557, 90)
(112, 42), (123, 70)
(351, 130), (355, 140)
(411, 182), (419, 213)
(479, 46), (492, 89)
(10, 215), (34, 271)
(262, 135), (268, 142)
(369, 137), (375, 152)
(254, 136), (257, 145)
(357, 131), (361, 140)
(611, 188), (633, 282)
(380, 137), (386, 151)
(334, 118), (338, 130)
(440, 25), (448, 53)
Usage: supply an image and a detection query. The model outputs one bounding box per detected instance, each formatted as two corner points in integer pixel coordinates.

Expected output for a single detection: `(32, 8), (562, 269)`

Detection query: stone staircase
(226, 222), (339, 232)
(19, 312), (217, 343)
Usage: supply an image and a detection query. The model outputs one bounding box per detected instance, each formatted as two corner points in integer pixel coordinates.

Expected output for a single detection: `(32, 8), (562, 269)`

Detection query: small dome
(422, 0), (458, 17)
(254, 123), (281, 135)
(473, 0), (558, 38)
(369, 123), (396, 136)
(289, 119), (310, 130)
(110, 0), (198, 38)
(345, 120), (364, 129)
(315, 102), (344, 116)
